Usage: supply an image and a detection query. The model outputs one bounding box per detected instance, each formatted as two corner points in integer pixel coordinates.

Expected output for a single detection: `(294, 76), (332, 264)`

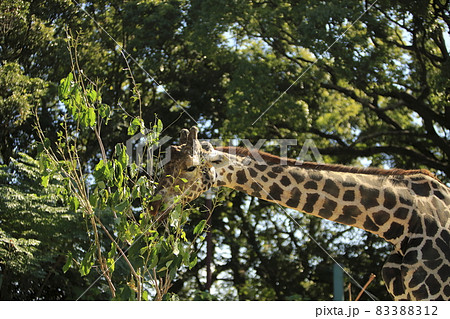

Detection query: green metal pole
(333, 263), (344, 301)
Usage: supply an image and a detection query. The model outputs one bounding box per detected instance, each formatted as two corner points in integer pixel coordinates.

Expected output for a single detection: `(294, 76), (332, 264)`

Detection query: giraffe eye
(186, 166), (196, 172)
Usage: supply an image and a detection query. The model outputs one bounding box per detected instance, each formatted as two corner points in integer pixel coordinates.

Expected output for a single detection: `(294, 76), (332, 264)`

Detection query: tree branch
(320, 82), (403, 130)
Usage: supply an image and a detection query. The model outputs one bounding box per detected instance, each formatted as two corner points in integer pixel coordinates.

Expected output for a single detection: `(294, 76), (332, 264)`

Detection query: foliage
(36, 68), (206, 300)
(215, 0), (450, 181)
(172, 192), (390, 301)
(0, 62), (47, 164)
(0, 153), (104, 300)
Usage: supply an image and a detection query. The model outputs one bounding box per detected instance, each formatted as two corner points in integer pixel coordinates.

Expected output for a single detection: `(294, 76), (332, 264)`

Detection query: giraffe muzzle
(148, 199), (162, 216)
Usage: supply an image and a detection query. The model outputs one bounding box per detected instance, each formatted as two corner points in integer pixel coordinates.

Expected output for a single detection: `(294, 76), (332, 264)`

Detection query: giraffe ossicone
(150, 126), (450, 301)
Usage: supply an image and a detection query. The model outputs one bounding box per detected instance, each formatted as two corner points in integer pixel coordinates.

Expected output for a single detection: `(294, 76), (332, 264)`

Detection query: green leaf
(157, 266), (167, 273)
(193, 219), (207, 235)
(111, 190), (121, 205)
(99, 103), (111, 121)
(131, 186), (140, 200)
(115, 144), (129, 168)
(104, 162), (113, 182)
(62, 251), (73, 273)
(94, 159), (113, 184)
(114, 144), (122, 158)
(181, 248), (190, 266)
(150, 194), (162, 202)
(189, 256), (198, 270)
(154, 118), (163, 134)
(128, 117), (142, 136)
(87, 107), (96, 127)
(80, 247), (95, 276)
(69, 196), (79, 212)
(94, 159), (105, 171)
(87, 88), (98, 103)
(38, 152), (51, 174)
(58, 73), (73, 100)
(80, 110), (88, 127)
(114, 200), (129, 213)
(148, 249), (158, 269)
(107, 243), (116, 272)
(41, 174), (50, 187)
(127, 124), (137, 136)
(97, 181), (106, 189)
(168, 255), (182, 280)
(88, 192), (98, 207)
(114, 161), (124, 186)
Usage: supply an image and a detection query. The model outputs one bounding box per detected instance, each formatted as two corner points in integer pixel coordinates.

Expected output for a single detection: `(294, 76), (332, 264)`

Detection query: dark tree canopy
(0, 0), (448, 300)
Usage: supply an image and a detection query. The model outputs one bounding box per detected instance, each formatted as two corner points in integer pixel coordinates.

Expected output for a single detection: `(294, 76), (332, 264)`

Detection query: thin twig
(348, 282), (352, 301)
(355, 273), (376, 301)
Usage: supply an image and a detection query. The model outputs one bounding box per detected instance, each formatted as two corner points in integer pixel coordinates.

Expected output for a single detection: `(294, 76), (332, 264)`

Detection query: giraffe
(150, 126), (450, 300)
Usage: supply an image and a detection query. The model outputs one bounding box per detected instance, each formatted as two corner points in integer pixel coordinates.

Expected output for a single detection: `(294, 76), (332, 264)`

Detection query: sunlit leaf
(189, 256), (197, 270)
(62, 251), (72, 273)
(87, 107), (96, 127)
(58, 73), (73, 100)
(87, 88), (98, 104)
(193, 219), (207, 235)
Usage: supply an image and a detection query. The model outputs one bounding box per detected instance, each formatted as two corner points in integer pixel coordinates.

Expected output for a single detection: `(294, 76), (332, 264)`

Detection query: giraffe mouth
(148, 198), (176, 222)
(148, 199), (162, 216)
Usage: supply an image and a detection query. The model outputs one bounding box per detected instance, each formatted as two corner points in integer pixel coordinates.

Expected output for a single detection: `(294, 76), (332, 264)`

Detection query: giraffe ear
(201, 141), (213, 152)
(205, 149), (228, 168)
(179, 128), (189, 144)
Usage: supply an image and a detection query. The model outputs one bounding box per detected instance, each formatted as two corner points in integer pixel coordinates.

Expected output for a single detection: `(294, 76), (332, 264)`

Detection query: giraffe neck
(211, 147), (447, 247)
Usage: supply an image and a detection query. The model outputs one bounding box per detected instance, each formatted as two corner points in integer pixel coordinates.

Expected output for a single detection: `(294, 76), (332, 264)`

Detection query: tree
(0, 63), (47, 164)
(167, 0), (449, 300)
(209, 0), (450, 181)
(0, 0), (448, 300)
(0, 0), (73, 164)
(35, 69), (209, 300)
(0, 153), (106, 300)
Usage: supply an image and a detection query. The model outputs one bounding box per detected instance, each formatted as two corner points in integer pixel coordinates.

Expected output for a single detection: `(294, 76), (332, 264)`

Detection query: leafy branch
(33, 39), (206, 300)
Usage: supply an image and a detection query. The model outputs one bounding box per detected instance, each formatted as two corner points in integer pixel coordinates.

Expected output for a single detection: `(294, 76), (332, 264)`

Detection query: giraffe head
(149, 126), (224, 216)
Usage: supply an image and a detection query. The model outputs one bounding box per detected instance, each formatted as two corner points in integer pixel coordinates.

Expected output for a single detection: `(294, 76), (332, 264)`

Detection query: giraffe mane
(216, 146), (439, 181)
